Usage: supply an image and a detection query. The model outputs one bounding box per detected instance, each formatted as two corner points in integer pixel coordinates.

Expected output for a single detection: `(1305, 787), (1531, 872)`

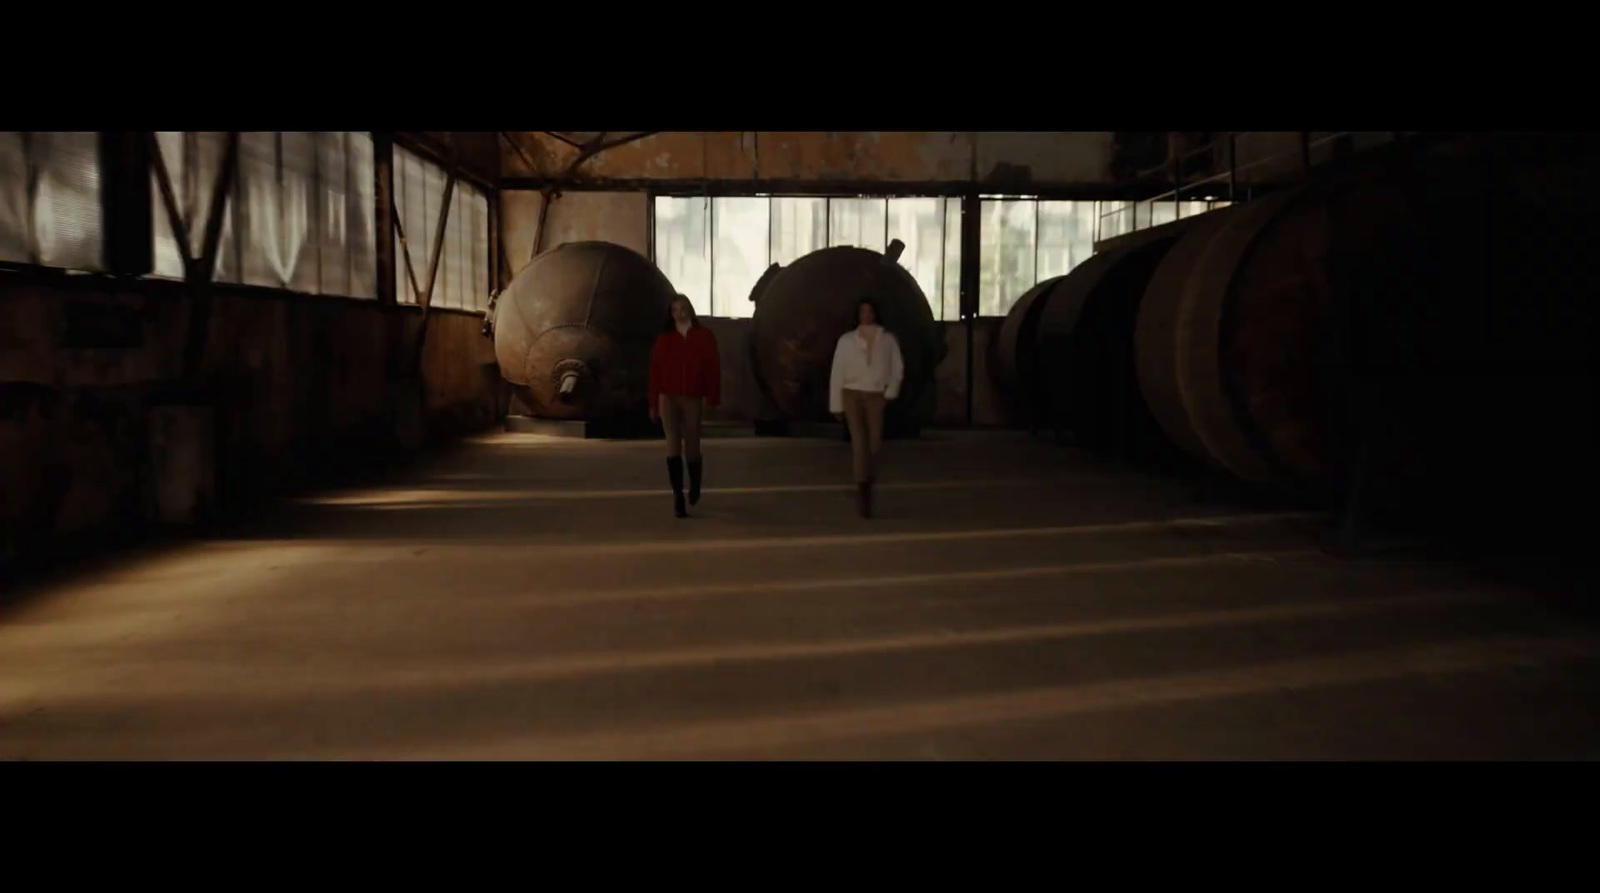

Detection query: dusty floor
(3, 429), (1598, 760)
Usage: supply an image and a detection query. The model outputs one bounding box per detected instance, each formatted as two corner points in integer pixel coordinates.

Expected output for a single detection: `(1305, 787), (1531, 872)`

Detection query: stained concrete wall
(501, 190), (651, 280)
(1, 274), (501, 567)
(501, 132), (1130, 188)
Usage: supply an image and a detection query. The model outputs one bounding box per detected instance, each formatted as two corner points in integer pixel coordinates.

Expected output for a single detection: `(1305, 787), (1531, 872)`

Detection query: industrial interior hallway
(3, 429), (1599, 761)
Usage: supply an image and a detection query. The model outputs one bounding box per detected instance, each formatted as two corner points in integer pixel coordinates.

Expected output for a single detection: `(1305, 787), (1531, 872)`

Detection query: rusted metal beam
(542, 131), (584, 150)
(99, 131), (154, 277)
(420, 171), (456, 310)
(375, 132), (397, 304)
(18, 132), (42, 264)
(147, 132), (193, 279)
(393, 207), (424, 303)
(391, 132), (496, 192)
(180, 132), (239, 380)
(498, 176), (1151, 201)
(194, 132), (238, 286)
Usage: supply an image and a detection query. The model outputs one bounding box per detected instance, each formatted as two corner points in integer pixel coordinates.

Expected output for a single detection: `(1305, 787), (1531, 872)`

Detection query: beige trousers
(842, 389), (886, 483)
(660, 395), (704, 459)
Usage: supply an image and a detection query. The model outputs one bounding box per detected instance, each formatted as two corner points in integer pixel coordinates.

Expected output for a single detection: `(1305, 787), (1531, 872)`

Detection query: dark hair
(663, 294), (698, 332)
(856, 297), (883, 326)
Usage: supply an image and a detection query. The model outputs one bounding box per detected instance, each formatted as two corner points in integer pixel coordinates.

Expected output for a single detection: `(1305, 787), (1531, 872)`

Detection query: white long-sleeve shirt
(829, 326), (905, 413)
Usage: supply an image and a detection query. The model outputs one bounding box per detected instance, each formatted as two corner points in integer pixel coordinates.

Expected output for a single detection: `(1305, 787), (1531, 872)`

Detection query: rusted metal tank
(748, 241), (947, 430)
(490, 241), (675, 420)
(1132, 173), (1401, 492)
(1027, 223), (1195, 460)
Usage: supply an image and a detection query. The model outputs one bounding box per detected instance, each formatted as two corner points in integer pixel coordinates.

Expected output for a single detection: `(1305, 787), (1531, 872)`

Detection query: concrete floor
(3, 429), (1599, 760)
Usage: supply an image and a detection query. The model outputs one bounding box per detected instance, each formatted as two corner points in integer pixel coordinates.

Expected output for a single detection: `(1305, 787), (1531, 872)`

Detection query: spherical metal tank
(491, 241), (676, 420)
(748, 242), (947, 426)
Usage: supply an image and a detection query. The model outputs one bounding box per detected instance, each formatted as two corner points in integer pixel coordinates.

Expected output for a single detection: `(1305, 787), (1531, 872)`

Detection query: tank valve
(886, 239), (906, 263)
(557, 371), (580, 402)
(552, 358), (589, 403)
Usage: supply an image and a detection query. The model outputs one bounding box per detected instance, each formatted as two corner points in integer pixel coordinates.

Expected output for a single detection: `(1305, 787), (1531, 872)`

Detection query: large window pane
(442, 184), (464, 309)
(0, 133), (27, 262)
(316, 132), (349, 297)
(348, 133), (377, 298)
(469, 189), (489, 311)
(395, 146), (437, 304)
(942, 197), (961, 321)
(280, 132), (319, 294)
(239, 131), (280, 288)
(886, 197), (945, 314)
(1036, 200), (1096, 282)
(979, 199), (1036, 317)
(828, 197), (886, 252)
(1148, 200), (1178, 228)
(154, 131), (233, 281)
(652, 196), (711, 316)
(1, 132), (104, 271)
(711, 196), (768, 318)
(770, 196), (825, 265)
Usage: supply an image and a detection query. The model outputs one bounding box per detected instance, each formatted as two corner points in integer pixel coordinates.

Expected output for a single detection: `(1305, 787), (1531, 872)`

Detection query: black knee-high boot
(666, 457), (687, 518)
(687, 458), (703, 506)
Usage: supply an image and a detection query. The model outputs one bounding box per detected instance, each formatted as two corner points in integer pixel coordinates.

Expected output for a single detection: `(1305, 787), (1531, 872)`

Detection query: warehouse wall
(0, 274), (501, 568)
(495, 169), (1019, 429)
(501, 132), (1129, 187)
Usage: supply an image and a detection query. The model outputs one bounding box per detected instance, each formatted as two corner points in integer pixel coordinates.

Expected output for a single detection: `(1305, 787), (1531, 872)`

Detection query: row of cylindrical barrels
(489, 239), (945, 429)
(996, 133), (1598, 507)
(997, 183), (1355, 494)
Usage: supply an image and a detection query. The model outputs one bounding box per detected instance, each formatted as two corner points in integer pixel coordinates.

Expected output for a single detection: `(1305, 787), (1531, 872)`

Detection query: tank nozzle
(557, 371), (580, 402)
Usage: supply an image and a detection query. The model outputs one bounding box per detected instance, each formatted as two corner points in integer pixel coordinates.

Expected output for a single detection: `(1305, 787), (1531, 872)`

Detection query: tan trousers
(842, 389), (886, 483)
(660, 395), (704, 459)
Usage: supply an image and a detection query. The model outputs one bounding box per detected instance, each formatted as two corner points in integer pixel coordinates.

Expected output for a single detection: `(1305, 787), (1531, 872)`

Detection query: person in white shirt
(829, 297), (904, 518)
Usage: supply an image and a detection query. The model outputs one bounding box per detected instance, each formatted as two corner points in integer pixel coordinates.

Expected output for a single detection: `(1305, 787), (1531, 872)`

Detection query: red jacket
(649, 324), (721, 407)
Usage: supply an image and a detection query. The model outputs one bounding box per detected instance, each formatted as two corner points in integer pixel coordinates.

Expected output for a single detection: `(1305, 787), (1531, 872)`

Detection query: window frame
(650, 191), (967, 322)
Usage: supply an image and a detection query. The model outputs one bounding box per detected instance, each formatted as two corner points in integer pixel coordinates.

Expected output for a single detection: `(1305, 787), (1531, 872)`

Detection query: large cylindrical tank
(1017, 223), (1195, 459)
(748, 242), (947, 429)
(1133, 175), (1397, 492)
(993, 275), (1069, 426)
(491, 241), (676, 420)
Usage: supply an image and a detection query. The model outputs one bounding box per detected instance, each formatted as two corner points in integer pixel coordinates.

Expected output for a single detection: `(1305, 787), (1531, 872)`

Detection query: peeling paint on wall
(499, 131), (1123, 186)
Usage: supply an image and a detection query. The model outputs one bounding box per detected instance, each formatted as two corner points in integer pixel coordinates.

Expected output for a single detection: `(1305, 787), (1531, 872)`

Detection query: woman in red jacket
(649, 294), (721, 518)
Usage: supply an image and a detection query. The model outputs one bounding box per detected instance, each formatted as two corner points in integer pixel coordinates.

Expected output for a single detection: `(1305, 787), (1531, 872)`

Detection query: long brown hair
(663, 293), (698, 332)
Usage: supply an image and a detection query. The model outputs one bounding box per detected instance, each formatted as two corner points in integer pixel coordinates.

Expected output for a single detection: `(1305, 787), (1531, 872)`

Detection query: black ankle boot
(667, 457), (687, 518)
(857, 481), (871, 519)
(687, 458), (703, 506)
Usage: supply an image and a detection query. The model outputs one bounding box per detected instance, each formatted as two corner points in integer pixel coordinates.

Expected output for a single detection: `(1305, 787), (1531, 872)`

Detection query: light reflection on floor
(3, 431), (1597, 760)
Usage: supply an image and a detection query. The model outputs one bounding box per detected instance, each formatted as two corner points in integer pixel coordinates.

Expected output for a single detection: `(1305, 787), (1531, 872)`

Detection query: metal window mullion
(1032, 199), (1040, 288)
(706, 195), (714, 316)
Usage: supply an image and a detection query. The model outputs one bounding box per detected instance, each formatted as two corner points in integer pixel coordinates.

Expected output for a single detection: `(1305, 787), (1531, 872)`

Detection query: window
(712, 197), (768, 320)
(152, 131), (376, 298)
(978, 198), (1105, 316)
(392, 144), (490, 311)
(1, 131), (103, 271)
(828, 198), (887, 252)
(653, 194), (964, 320)
(1035, 201), (1096, 282)
(979, 198), (1036, 317)
(653, 196), (711, 315)
(770, 197), (825, 266)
